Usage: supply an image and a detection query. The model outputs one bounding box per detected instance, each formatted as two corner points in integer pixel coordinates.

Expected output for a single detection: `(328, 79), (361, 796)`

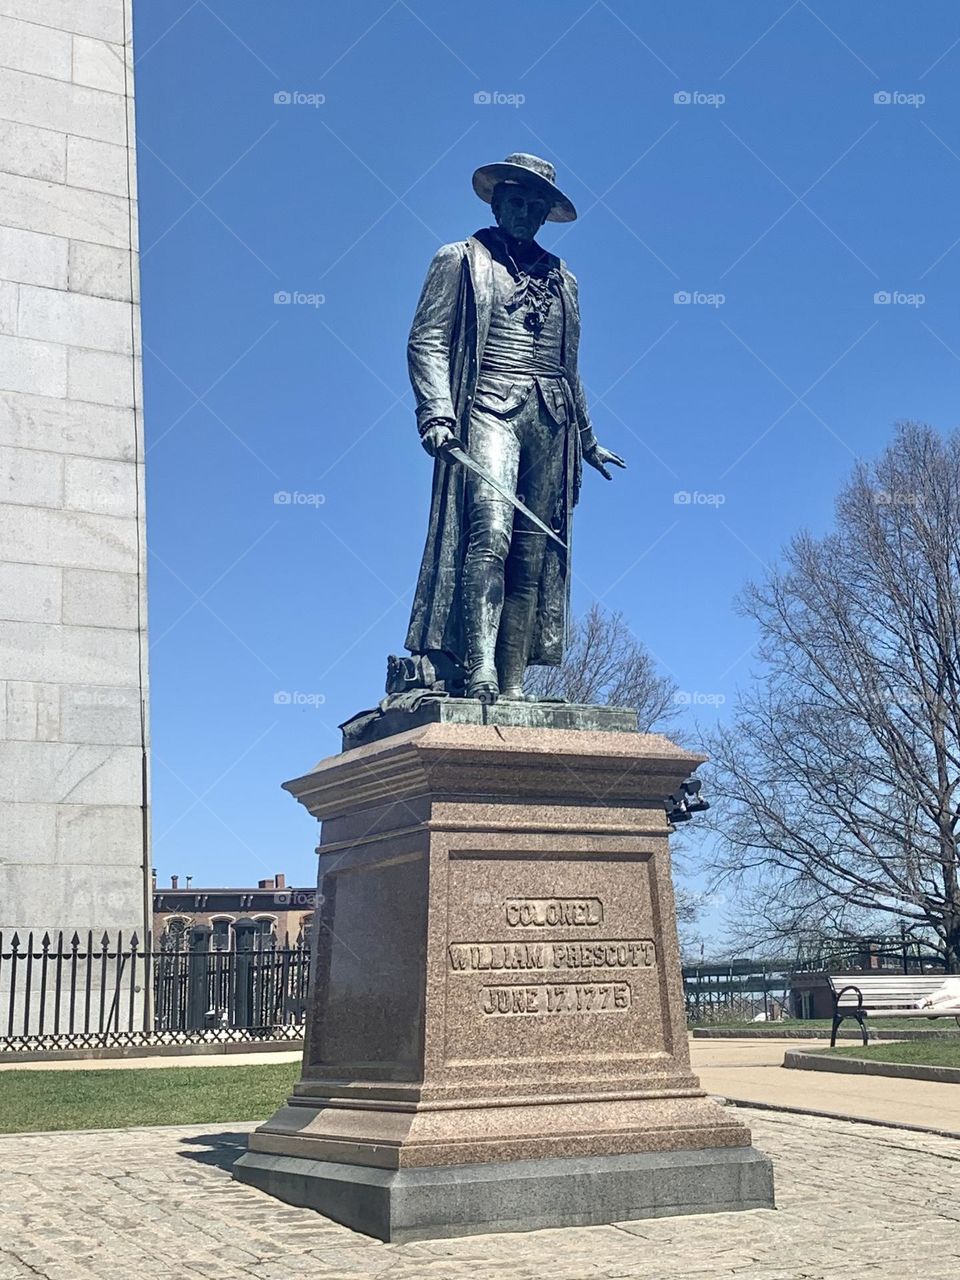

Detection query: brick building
(153, 872), (316, 949)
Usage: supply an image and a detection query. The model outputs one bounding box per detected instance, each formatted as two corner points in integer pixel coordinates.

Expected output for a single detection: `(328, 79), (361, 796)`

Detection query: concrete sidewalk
(691, 1036), (960, 1135)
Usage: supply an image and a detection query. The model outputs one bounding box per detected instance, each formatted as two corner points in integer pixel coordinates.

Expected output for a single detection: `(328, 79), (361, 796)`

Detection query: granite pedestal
(234, 714), (774, 1239)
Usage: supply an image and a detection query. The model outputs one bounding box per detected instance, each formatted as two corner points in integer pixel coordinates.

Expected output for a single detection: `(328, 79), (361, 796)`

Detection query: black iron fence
(1, 928), (311, 1055)
(6, 927), (947, 1050)
(155, 932), (310, 1032)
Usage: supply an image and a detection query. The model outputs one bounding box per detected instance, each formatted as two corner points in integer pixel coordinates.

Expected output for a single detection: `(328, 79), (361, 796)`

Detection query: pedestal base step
(339, 696), (639, 750)
(233, 1145), (775, 1242)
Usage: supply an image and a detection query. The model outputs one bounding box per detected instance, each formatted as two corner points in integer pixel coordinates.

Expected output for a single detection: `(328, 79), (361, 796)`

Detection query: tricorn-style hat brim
(472, 161), (577, 223)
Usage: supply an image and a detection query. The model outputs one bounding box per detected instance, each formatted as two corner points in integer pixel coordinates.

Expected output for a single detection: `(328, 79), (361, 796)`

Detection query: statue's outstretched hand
(420, 418), (457, 458)
(584, 443), (627, 481)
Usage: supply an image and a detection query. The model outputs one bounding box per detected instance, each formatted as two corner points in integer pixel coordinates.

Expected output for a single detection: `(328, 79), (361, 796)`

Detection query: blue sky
(135, 2), (960, 939)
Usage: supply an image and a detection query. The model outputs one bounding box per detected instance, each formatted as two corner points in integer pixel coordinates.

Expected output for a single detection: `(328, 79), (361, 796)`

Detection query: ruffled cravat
(475, 227), (561, 338)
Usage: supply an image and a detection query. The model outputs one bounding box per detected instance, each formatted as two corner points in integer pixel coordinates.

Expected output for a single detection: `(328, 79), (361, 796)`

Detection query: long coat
(404, 233), (598, 669)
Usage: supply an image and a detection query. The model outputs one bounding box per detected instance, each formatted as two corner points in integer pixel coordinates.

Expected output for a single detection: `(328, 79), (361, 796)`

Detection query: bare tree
(705, 423), (960, 970)
(525, 602), (678, 731)
(716, 881), (873, 964)
(672, 884), (707, 963)
(673, 885), (700, 926)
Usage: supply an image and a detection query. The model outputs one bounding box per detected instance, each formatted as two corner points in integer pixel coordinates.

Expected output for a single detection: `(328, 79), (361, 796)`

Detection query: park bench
(829, 973), (960, 1046)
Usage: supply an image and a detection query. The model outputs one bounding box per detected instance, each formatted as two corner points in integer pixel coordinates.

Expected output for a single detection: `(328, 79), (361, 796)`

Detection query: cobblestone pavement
(1, 1108), (958, 1280)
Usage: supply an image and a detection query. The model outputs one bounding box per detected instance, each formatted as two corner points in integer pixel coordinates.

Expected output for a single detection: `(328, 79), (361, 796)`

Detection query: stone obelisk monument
(0, 0), (152, 962)
(234, 154), (774, 1240)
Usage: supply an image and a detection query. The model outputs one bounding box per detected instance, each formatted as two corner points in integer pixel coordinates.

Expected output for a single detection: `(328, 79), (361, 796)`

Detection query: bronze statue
(403, 153), (625, 704)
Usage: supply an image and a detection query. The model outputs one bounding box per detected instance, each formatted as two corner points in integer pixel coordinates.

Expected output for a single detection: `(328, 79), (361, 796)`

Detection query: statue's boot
(467, 668), (499, 704)
(462, 566), (502, 704)
(496, 591), (536, 700)
(462, 491), (514, 705)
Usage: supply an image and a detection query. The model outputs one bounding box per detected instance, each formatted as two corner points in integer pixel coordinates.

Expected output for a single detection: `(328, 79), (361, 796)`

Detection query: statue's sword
(440, 437), (567, 550)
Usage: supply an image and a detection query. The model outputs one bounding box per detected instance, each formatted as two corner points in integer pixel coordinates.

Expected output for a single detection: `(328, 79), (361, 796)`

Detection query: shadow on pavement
(177, 1130), (250, 1171)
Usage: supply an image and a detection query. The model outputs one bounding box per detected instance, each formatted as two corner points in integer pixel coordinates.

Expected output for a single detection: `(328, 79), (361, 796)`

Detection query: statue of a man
(404, 153), (625, 704)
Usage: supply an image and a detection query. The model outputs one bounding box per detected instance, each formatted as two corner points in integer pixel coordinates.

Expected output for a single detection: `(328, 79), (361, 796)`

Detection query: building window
(253, 916), (277, 946)
(299, 914), (314, 948)
(160, 917), (190, 951)
(211, 918), (233, 951)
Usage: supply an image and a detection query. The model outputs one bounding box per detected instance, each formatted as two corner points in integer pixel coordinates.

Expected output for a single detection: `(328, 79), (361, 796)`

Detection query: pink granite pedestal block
(234, 722), (774, 1238)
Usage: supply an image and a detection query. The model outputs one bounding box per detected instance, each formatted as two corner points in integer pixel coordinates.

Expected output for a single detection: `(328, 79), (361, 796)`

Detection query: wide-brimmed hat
(472, 152), (577, 223)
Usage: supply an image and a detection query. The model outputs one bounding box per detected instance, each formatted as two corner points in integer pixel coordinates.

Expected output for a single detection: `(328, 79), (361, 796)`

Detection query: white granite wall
(0, 0), (150, 953)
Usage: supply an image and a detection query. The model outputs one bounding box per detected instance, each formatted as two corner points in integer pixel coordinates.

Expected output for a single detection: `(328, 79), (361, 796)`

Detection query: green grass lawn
(690, 1017), (958, 1032)
(830, 1040), (960, 1068)
(690, 1018), (835, 1031)
(0, 1061), (301, 1134)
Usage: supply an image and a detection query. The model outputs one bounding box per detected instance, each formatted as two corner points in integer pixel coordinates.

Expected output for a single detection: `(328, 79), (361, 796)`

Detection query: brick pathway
(0, 1109), (958, 1280)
